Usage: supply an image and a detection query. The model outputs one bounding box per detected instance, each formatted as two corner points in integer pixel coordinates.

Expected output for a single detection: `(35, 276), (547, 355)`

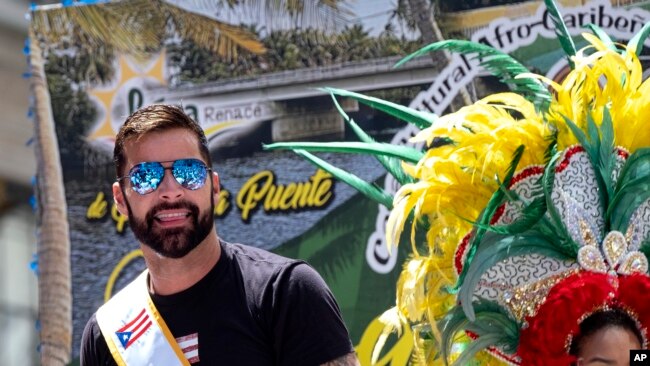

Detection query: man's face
(112, 128), (219, 258)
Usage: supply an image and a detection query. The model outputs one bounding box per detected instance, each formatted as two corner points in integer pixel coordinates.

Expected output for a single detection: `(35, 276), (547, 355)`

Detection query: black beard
(126, 199), (214, 259)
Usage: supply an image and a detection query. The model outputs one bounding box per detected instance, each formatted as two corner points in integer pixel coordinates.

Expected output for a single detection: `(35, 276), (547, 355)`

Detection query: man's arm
(320, 352), (361, 366)
(80, 313), (116, 366)
(271, 262), (357, 366)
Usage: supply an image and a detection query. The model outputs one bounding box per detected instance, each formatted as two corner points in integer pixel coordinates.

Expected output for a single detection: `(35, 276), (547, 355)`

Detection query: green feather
(627, 21), (650, 56)
(542, 151), (564, 226)
(562, 114), (607, 210)
(319, 87), (435, 129)
(610, 186), (650, 233)
(585, 23), (617, 52)
(439, 298), (520, 365)
(263, 141), (424, 164)
(459, 231), (571, 321)
(614, 147), (650, 190)
(544, 0), (577, 68)
(608, 148), (650, 229)
(598, 108), (615, 209)
(586, 113), (601, 155)
(541, 150), (579, 255)
(290, 149), (394, 208)
(440, 308), (472, 364)
(469, 195), (546, 235)
(394, 40), (551, 111)
(450, 145), (525, 294)
(452, 334), (503, 366)
(328, 93), (414, 185)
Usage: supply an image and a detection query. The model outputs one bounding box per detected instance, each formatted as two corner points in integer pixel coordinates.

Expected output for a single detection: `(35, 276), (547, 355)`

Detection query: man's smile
(153, 211), (191, 226)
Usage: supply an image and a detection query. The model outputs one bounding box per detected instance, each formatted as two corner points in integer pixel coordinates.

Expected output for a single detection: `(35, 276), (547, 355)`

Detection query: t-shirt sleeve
(79, 313), (116, 366)
(270, 262), (354, 366)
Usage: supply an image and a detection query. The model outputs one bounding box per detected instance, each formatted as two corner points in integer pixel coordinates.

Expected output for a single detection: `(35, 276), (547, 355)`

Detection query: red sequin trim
(508, 166), (545, 187)
(555, 145), (584, 173)
(455, 235), (471, 275)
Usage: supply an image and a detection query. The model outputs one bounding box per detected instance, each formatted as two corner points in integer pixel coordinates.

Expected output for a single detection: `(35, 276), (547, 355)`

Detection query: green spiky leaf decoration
(291, 149), (393, 208)
(319, 87), (436, 129)
(627, 21), (650, 56)
(394, 40), (552, 111)
(585, 24), (617, 52)
(264, 141), (424, 164)
(328, 93), (415, 185)
(543, 0), (577, 68)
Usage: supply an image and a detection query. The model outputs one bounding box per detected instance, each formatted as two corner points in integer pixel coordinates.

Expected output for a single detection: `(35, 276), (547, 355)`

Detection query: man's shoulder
(220, 240), (326, 292)
(221, 240), (300, 269)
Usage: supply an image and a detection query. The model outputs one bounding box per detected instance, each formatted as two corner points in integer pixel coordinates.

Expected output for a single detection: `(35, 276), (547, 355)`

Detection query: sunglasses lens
(172, 159), (208, 190)
(129, 162), (164, 195)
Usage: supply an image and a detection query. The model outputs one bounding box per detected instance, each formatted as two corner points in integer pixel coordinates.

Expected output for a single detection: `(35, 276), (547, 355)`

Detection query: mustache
(145, 201), (200, 224)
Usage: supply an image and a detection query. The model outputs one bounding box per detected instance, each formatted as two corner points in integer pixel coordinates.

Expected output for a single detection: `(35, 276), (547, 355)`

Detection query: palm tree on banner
(27, 1), (348, 365)
(394, 0), (473, 107)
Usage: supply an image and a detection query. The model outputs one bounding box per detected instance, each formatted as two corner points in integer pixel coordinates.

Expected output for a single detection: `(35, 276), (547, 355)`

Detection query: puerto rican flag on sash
(115, 309), (152, 350)
(96, 270), (190, 366)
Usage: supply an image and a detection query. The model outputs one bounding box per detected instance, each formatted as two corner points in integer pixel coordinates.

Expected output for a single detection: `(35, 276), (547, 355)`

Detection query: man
(80, 104), (359, 366)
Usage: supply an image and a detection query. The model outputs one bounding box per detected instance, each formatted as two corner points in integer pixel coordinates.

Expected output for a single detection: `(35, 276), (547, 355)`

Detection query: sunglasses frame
(118, 158), (212, 195)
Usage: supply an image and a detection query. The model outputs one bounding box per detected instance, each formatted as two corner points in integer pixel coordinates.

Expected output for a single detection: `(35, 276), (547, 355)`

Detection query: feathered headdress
(265, 0), (650, 364)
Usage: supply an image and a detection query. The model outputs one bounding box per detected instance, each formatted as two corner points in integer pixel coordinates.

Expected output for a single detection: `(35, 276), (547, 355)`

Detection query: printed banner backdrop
(37, 0), (650, 364)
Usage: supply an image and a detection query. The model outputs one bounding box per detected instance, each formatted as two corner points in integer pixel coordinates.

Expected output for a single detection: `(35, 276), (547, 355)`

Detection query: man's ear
(112, 182), (129, 217)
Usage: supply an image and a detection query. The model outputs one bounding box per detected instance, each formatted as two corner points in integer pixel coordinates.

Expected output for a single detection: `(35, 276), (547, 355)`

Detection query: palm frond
(395, 40), (551, 111)
(32, 0), (165, 61)
(264, 141), (424, 164)
(543, 0), (576, 68)
(291, 149), (393, 208)
(32, 0), (266, 63)
(163, 1), (265, 59)
(319, 87), (435, 129)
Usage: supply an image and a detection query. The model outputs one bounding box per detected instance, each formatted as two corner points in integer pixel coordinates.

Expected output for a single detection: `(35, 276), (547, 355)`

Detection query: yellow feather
(383, 34), (650, 365)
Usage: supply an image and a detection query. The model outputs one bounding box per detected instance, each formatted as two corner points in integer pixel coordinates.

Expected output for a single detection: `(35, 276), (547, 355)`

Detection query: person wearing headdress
(266, 0), (650, 364)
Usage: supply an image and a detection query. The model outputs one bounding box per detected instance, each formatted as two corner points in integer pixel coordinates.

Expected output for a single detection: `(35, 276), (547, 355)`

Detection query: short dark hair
(569, 307), (644, 356)
(114, 104), (210, 179)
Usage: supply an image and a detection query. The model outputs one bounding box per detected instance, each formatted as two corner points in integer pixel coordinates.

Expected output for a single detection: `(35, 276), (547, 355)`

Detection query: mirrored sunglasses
(119, 158), (211, 195)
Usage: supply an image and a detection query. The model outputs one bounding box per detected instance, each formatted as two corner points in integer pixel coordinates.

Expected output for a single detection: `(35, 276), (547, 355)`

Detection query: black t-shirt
(80, 240), (354, 365)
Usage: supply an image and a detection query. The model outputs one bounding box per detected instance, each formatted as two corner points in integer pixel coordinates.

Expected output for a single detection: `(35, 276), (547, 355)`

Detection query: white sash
(96, 270), (190, 366)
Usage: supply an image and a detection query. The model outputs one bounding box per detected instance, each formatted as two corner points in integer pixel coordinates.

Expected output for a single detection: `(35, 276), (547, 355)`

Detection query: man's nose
(157, 169), (184, 200)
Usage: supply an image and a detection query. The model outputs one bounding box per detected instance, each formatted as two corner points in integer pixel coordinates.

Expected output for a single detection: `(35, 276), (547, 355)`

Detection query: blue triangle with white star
(116, 331), (132, 348)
